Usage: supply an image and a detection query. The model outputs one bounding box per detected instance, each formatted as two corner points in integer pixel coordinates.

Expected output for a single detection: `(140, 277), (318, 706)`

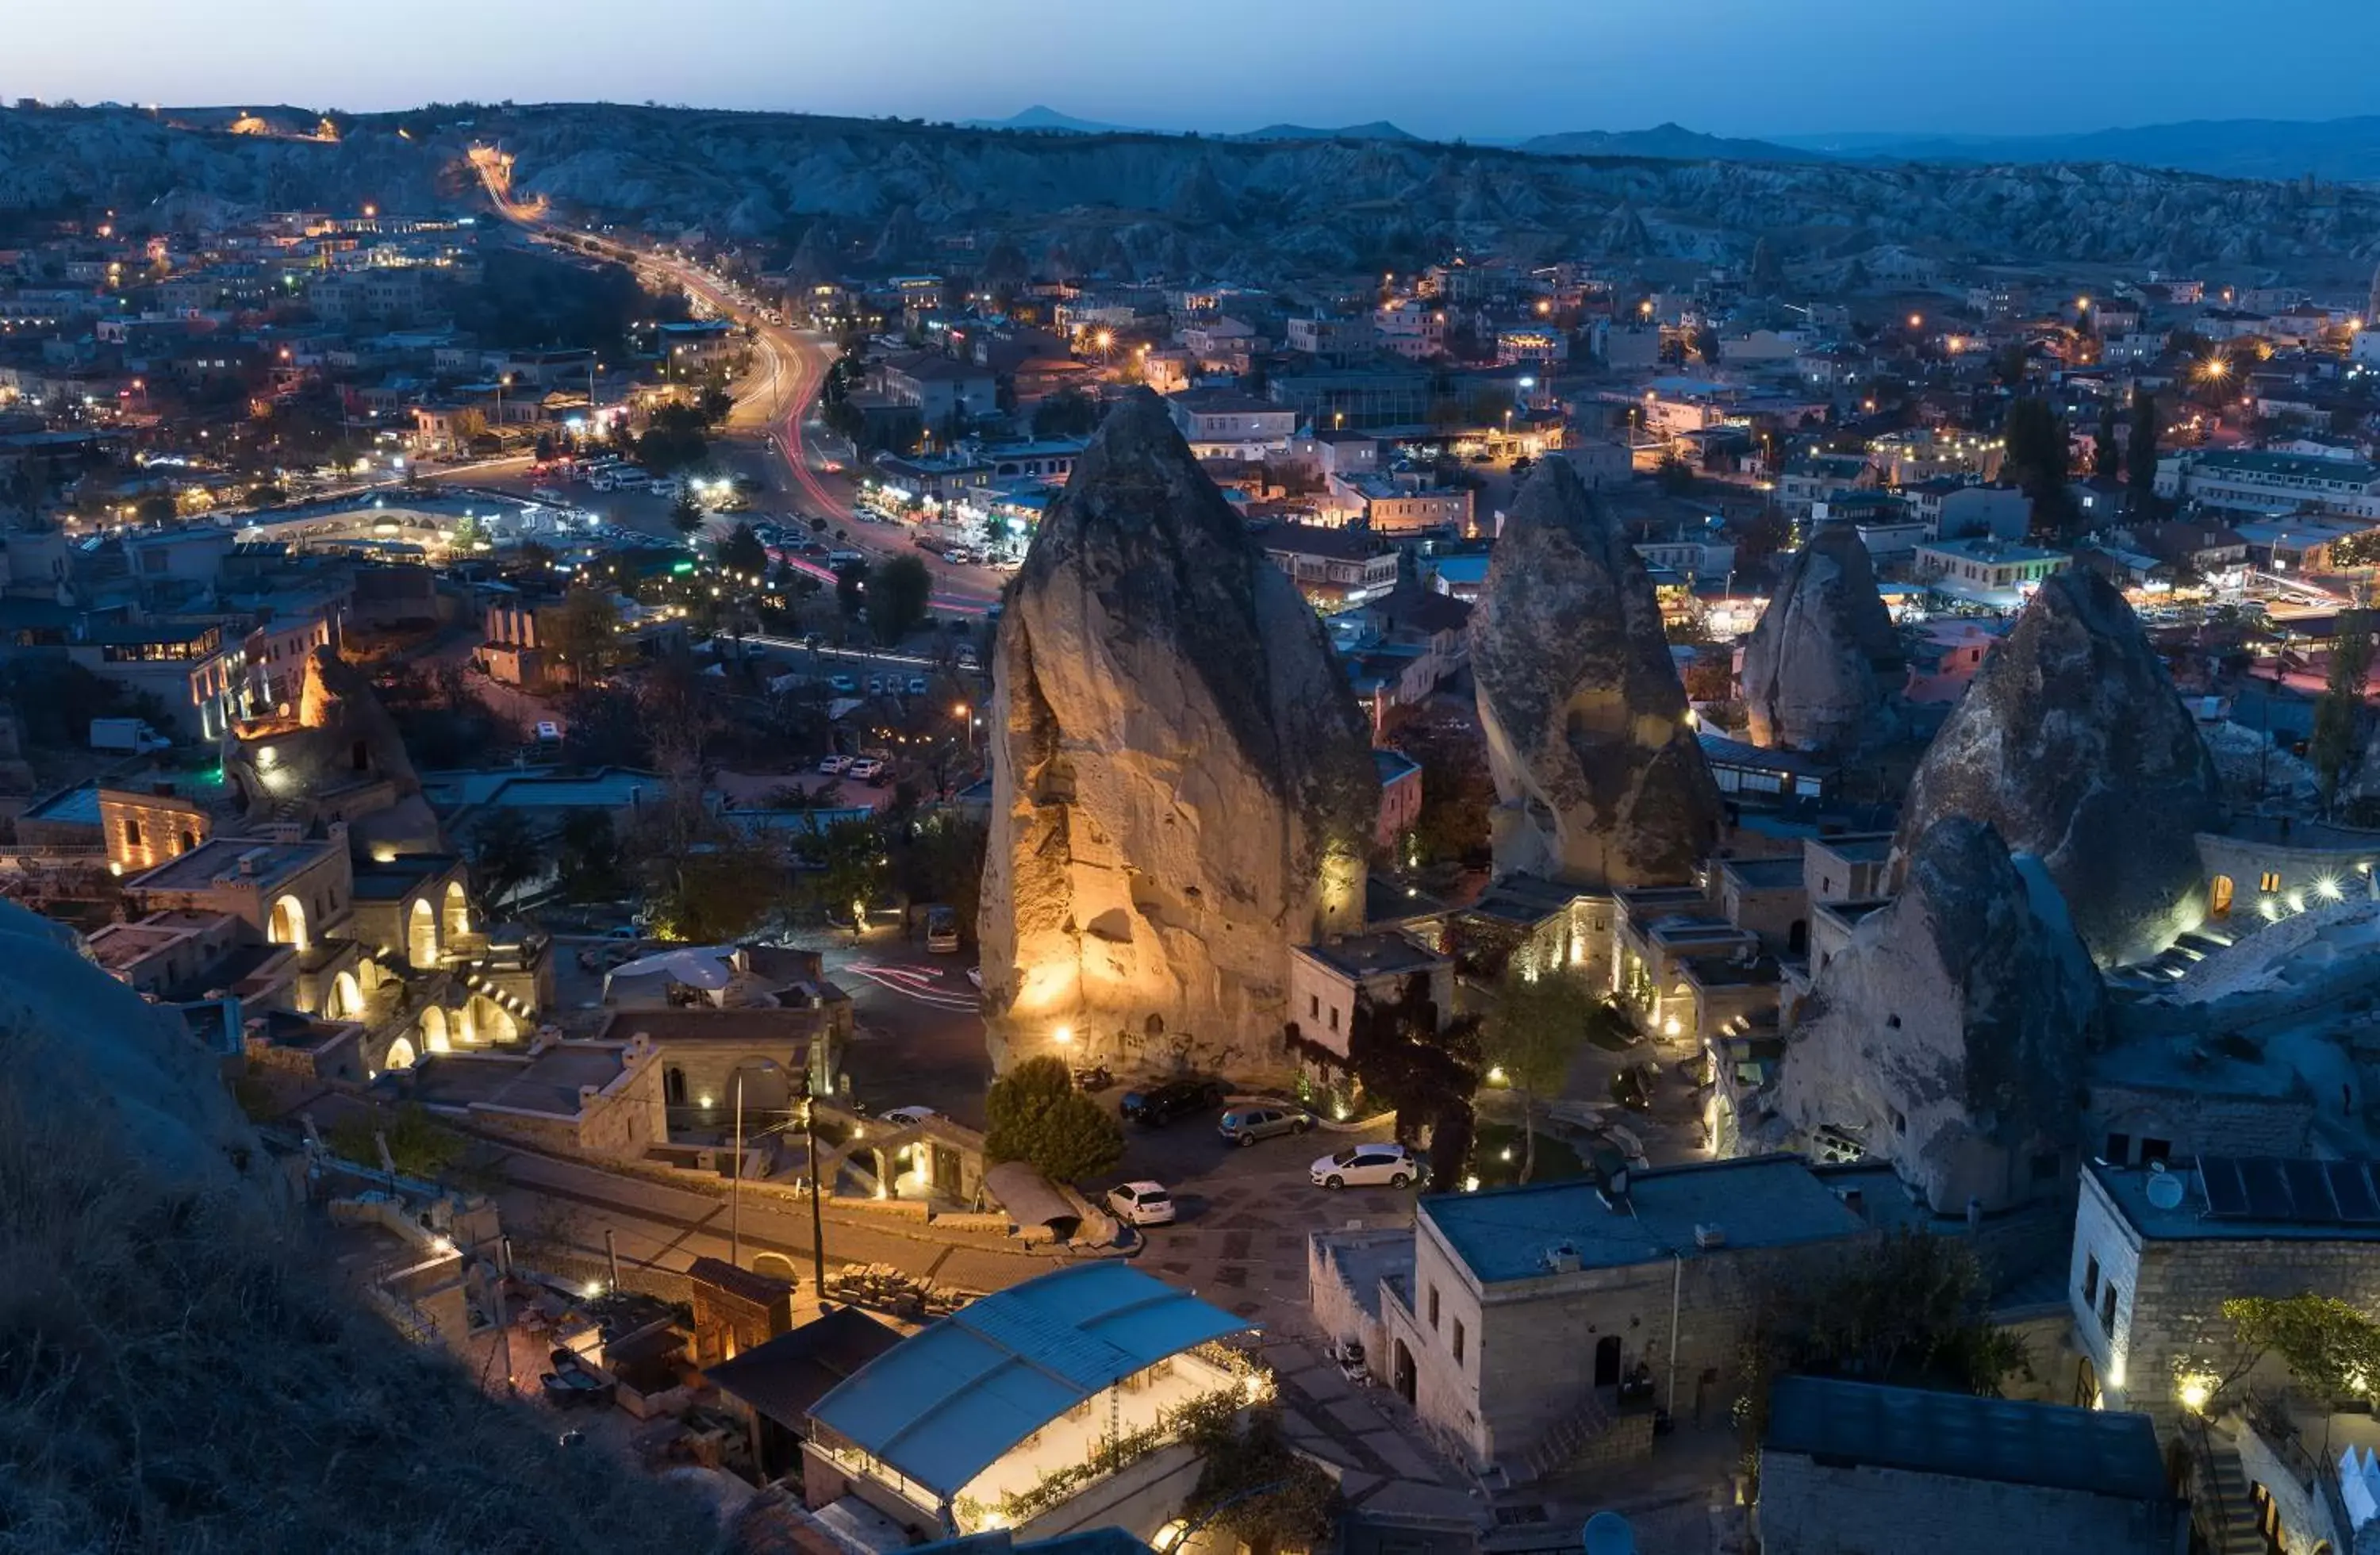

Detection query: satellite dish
(2146, 1169), (2186, 1211)
(1583, 1512), (1637, 1555)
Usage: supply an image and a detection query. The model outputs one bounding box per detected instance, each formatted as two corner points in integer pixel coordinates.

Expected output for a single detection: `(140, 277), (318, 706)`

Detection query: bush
(984, 1056), (1122, 1184)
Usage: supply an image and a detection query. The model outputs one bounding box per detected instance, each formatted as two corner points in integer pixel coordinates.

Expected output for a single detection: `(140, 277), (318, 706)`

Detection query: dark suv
(1120, 1077), (1227, 1127)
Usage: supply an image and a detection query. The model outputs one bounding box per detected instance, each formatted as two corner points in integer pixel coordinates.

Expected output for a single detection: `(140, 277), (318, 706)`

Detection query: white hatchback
(1106, 1181), (1178, 1227)
(1311, 1143), (1424, 1191)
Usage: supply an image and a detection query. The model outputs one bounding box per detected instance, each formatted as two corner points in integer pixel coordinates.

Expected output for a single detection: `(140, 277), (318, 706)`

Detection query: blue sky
(10, 0), (2374, 140)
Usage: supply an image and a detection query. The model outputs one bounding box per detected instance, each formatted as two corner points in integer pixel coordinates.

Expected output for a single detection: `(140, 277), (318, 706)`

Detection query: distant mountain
(1517, 122), (1820, 164)
(1777, 117), (2380, 182)
(1233, 121), (1420, 143)
(958, 105), (1142, 135)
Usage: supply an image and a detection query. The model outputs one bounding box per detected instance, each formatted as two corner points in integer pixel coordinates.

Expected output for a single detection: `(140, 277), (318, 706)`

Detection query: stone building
(2071, 1156), (2380, 1440)
(1346, 1155), (1929, 1476)
(1757, 1376), (2180, 1555)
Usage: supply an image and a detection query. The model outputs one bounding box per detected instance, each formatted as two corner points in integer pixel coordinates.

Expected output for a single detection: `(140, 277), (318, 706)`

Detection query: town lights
(1052, 1024), (1073, 1045)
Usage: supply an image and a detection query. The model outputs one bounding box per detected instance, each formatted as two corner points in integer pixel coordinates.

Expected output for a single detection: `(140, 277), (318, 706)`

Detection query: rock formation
(223, 644), (441, 850)
(978, 391), (1379, 1077)
(1471, 459), (1720, 887)
(1896, 567), (2217, 968)
(1739, 520), (1904, 754)
(1765, 816), (2100, 1214)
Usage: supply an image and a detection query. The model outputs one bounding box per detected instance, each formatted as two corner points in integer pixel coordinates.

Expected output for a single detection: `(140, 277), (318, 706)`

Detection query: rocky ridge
(977, 391), (1378, 1077)
(1471, 459), (1719, 888)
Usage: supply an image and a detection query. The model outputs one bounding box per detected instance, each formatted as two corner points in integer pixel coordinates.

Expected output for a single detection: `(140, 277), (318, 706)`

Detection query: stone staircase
(2196, 1436), (2263, 1555)
(1515, 1392), (1615, 1484)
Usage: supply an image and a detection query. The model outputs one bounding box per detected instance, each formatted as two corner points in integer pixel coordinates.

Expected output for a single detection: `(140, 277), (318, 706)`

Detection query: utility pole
(801, 1070), (829, 1305)
(730, 1073), (745, 1266)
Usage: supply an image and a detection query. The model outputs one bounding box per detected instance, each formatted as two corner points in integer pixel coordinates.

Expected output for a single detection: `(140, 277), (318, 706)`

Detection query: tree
(540, 587), (626, 683)
(467, 808), (546, 912)
(1181, 1405), (1342, 1555)
(2310, 616), (2373, 806)
(135, 492), (177, 526)
(327, 1103), (465, 1179)
(554, 808), (630, 903)
(2221, 1293), (2380, 1407)
(1031, 388), (1100, 439)
(2127, 390), (2162, 516)
(715, 519), (770, 578)
(2002, 397), (2073, 538)
(1482, 966), (1589, 1183)
(1654, 452), (1698, 495)
(2093, 401), (2121, 481)
(984, 1056), (1123, 1184)
(668, 489), (704, 538)
(870, 553), (933, 646)
(834, 560), (868, 623)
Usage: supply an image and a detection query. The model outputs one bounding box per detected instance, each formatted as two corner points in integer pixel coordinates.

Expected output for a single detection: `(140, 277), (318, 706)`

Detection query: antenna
(2145, 1165), (2186, 1211)
(1583, 1512), (1637, 1555)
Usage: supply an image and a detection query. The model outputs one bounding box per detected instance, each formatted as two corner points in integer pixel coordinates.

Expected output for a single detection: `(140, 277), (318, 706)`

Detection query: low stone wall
(1574, 1408), (1656, 1469)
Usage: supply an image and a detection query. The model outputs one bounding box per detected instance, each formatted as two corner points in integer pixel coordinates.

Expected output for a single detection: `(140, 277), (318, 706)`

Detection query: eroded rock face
(224, 645), (434, 846)
(1741, 521), (1904, 753)
(978, 392), (1379, 1077)
(1766, 816), (2099, 1214)
(1895, 568), (2217, 968)
(1471, 459), (1720, 887)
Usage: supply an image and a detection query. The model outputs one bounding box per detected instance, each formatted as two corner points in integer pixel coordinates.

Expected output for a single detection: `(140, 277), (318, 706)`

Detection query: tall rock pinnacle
(977, 391), (1380, 1077)
(1471, 459), (1720, 888)
(1740, 520), (1904, 754)
(1895, 567), (2218, 967)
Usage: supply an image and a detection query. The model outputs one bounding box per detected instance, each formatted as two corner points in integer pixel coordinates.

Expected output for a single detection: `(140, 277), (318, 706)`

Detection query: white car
(846, 758), (885, 782)
(1311, 1143), (1424, 1191)
(1107, 1181), (1177, 1227)
(878, 1105), (939, 1128)
(817, 754), (851, 775)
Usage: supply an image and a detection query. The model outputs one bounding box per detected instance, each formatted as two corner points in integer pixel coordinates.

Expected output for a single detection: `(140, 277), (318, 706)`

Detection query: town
(10, 82), (2380, 1555)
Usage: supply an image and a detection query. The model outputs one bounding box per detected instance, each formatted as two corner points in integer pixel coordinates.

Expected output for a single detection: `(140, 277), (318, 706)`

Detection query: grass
(0, 1028), (725, 1554)
(1470, 1120), (1588, 1188)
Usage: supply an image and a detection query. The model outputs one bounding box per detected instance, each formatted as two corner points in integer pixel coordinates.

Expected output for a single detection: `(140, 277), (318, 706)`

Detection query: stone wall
(1757, 1451), (2180, 1554)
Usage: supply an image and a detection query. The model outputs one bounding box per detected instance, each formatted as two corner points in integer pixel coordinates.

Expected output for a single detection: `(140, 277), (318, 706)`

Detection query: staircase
(2195, 1436), (2263, 1555)
(1515, 1392), (1614, 1484)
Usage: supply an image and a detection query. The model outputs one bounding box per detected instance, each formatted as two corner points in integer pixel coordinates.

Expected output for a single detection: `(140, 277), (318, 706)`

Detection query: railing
(2187, 1411), (2242, 1553)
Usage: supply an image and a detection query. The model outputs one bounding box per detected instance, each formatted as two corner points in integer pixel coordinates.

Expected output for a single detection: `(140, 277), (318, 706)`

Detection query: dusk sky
(10, 0), (2375, 141)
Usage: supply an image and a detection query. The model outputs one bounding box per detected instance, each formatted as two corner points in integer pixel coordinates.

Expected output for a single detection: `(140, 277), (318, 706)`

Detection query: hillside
(0, 901), (723, 1553)
(2, 102), (2377, 282)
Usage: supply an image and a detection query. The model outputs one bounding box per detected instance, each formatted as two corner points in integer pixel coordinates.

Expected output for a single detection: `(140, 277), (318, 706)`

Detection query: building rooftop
(2195, 448), (2380, 486)
(1296, 931), (1447, 983)
(1720, 855), (1806, 891)
(1422, 1154), (1868, 1284)
(806, 1262), (1256, 1501)
(1809, 831), (1895, 862)
(406, 1042), (630, 1116)
(128, 836), (328, 893)
(1917, 536), (2067, 564)
(1372, 748), (1421, 785)
(704, 1306), (904, 1432)
(19, 782), (102, 827)
(1261, 521), (1391, 562)
(349, 854), (459, 900)
(1167, 386), (1284, 416)
(2091, 1158), (2380, 1242)
(1764, 1376), (2169, 1503)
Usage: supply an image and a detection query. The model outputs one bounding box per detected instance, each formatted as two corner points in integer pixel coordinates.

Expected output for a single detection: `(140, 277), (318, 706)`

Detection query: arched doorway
(460, 994), (518, 1047)
(329, 969), (362, 1020)
(1594, 1335), (1622, 1388)
(665, 1065), (688, 1105)
(269, 893), (309, 950)
(443, 881), (471, 939)
(420, 1005), (451, 1054)
(1392, 1339), (1416, 1406)
(1787, 919), (1809, 955)
(384, 1035), (418, 1071)
(407, 897), (438, 968)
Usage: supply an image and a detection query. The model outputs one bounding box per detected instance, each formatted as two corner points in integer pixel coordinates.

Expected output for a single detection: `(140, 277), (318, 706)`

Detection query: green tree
(554, 808), (629, 902)
(1181, 1405), (1342, 1555)
(326, 1103), (466, 1178)
(2310, 617), (2373, 806)
(834, 560), (868, 623)
(2002, 397), (2072, 537)
(1654, 452), (1697, 495)
(2093, 401), (2121, 481)
(810, 817), (885, 938)
(984, 1055), (1123, 1184)
(2127, 390), (2162, 516)
(466, 808), (546, 912)
(540, 587), (626, 683)
(1483, 965), (1589, 1183)
(135, 492), (177, 526)
(668, 489), (704, 538)
(716, 519), (769, 578)
(1031, 388), (1100, 438)
(870, 553), (933, 646)
(2221, 1292), (2380, 1407)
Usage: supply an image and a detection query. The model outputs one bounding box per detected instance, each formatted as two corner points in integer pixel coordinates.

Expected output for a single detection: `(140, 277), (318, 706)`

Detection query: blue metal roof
(806, 1262), (1254, 1501)
(1764, 1376), (2170, 1503)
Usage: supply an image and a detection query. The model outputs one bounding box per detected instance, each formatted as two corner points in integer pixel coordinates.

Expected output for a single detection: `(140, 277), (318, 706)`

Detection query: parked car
(1120, 1077), (1227, 1127)
(817, 754), (851, 775)
(906, 677), (929, 697)
(532, 486), (566, 501)
(847, 757), (885, 782)
(1310, 1143), (1423, 1190)
(877, 1105), (938, 1128)
(828, 674), (858, 694)
(866, 676), (885, 696)
(1218, 1106), (1313, 1147)
(924, 904), (961, 954)
(1105, 1181), (1177, 1227)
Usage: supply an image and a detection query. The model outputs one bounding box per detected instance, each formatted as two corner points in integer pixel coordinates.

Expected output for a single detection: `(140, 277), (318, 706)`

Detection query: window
(1328, 1006), (1339, 1032)
(2082, 1254), (2100, 1305)
(1427, 1284), (1439, 1330)
(2261, 872), (2283, 894)
(1452, 1319), (1466, 1364)
(124, 816), (142, 849)
(2105, 1133), (2131, 1165)
(2099, 1282), (2120, 1337)
(1309, 995), (1319, 1019)
(2139, 1138), (2171, 1166)
(2030, 1152), (2059, 1183)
